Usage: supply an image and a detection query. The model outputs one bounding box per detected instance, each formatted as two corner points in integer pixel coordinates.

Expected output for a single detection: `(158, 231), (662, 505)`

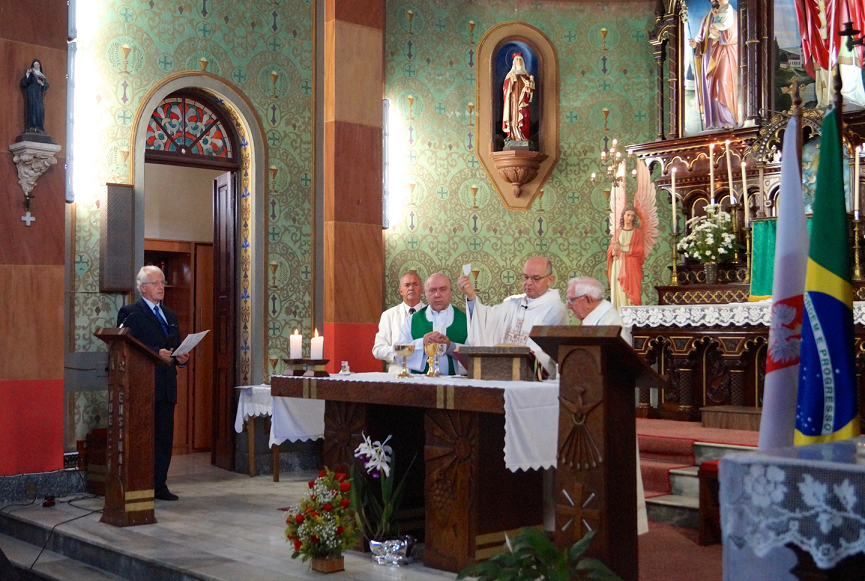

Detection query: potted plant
(285, 468), (357, 573)
(676, 204), (735, 284)
(457, 528), (622, 581)
(350, 433), (417, 564)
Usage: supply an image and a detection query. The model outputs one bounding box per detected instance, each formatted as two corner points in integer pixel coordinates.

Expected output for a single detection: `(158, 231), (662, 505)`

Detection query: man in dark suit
(117, 266), (189, 501)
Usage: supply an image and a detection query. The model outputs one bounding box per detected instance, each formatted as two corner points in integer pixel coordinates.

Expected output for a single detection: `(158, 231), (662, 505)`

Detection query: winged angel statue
(606, 159), (659, 308)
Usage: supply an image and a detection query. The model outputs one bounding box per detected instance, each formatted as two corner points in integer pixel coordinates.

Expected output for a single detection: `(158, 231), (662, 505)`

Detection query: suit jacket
(117, 298), (182, 403)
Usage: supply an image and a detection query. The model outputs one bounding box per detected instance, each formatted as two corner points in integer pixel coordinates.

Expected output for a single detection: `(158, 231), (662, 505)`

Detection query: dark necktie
(154, 305), (169, 335)
(408, 307), (416, 315)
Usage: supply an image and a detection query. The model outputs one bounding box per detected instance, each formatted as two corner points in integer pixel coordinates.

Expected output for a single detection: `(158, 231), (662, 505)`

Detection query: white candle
(725, 140), (736, 204)
(671, 168), (678, 233)
(310, 328), (324, 360)
(290, 329), (302, 359)
(741, 162), (750, 226)
(709, 143), (715, 204)
(856, 146), (861, 216)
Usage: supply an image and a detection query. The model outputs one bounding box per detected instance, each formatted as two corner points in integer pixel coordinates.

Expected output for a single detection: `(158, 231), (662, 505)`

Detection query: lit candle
(310, 328), (324, 360)
(725, 140), (735, 204)
(671, 168), (678, 233)
(741, 162), (750, 226)
(709, 143), (715, 204)
(856, 146), (861, 217)
(290, 329), (302, 359)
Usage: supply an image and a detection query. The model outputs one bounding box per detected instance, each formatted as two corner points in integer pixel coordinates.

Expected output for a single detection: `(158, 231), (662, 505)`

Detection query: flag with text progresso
(795, 109), (860, 445)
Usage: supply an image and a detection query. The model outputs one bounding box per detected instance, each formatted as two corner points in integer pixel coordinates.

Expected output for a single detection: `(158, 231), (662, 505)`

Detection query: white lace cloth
(271, 372), (560, 472)
(721, 437), (865, 574)
(233, 385), (325, 448)
(622, 301), (865, 328)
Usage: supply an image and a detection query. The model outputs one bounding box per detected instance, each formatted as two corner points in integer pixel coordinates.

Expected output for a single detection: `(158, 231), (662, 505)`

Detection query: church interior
(3, 0), (865, 579)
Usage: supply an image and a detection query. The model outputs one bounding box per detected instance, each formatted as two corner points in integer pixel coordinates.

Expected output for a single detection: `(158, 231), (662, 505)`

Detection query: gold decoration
(601, 108), (610, 132)
(269, 261), (279, 288)
(470, 184), (479, 209)
(393, 344), (415, 378)
(198, 56), (209, 71)
(408, 182), (417, 207)
(599, 28), (608, 51)
(406, 94), (414, 119)
(468, 20), (476, 43)
(471, 268), (480, 291)
(536, 188), (545, 212)
(120, 44), (132, 74)
(424, 342), (441, 377)
(270, 70), (279, 98)
(269, 165), (278, 193)
(119, 149), (130, 163)
(466, 102), (474, 125)
(406, 10), (414, 34)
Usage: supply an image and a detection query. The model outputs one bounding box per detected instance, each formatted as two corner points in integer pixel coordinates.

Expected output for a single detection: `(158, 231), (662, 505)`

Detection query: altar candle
(671, 168), (678, 233)
(741, 162), (750, 226)
(725, 140), (736, 204)
(290, 329), (302, 359)
(709, 143), (715, 204)
(310, 328), (324, 360)
(856, 146), (861, 216)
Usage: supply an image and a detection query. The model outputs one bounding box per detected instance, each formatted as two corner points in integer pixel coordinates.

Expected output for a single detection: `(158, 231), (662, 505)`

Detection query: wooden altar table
(270, 372), (553, 573)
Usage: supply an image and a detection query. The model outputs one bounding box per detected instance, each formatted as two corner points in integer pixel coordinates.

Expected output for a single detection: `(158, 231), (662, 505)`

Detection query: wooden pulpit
(95, 328), (163, 527)
(531, 325), (664, 581)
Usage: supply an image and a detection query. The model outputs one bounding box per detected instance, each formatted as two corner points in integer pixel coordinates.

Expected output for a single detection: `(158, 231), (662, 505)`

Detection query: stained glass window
(146, 94), (234, 160)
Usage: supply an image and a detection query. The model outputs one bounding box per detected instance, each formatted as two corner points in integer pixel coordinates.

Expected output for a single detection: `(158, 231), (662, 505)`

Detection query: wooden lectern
(95, 328), (163, 527)
(531, 325), (664, 581)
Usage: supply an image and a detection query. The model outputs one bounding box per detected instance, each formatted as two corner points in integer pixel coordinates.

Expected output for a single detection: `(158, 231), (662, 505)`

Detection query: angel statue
(606, 159), (658, 308)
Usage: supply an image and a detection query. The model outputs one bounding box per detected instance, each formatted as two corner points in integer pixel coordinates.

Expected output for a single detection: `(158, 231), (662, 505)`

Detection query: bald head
(522, 256), (555, 299)
(425, 273), (453, 312)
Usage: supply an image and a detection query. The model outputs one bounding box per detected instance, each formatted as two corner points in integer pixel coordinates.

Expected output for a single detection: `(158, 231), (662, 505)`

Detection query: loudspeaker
(99, 183), (135, 292)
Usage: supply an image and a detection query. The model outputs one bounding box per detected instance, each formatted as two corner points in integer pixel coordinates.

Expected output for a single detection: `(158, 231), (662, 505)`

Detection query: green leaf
(568, 529), (597, 562)
(576, 557), (624, 581)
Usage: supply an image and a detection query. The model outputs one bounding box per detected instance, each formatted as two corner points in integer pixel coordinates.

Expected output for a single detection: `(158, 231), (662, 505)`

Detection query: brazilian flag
(795, 109), (860, 444)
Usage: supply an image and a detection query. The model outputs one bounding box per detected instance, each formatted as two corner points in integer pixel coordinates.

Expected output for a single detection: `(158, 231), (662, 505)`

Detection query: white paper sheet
(172, 330), (209, 357)
(462, 263), (471, 276)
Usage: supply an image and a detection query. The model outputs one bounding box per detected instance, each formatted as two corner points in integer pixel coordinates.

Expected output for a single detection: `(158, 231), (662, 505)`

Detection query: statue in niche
(688, 0), (739, 130)
(606, 160), (658, 308)
(502, 53), (535, 145)
(21, 59), (49, 134)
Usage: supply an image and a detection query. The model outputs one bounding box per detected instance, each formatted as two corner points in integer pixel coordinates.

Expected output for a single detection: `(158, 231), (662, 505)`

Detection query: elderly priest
(396, 273), (468, 374)
(372, 271), (424, 372)
(457, 256), (568, 377)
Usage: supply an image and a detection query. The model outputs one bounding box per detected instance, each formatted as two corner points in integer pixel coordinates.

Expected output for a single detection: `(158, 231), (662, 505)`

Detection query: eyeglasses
(143, 280), (167, 287)
(522, 274), (551, 283)
(566, 295), (585, 306)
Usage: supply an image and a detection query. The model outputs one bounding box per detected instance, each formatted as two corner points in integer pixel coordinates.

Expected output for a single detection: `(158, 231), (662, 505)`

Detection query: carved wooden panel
(322, 401), (367, 474)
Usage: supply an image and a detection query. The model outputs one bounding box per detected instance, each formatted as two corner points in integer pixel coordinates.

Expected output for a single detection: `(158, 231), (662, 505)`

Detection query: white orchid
(354, 432), (393, 478)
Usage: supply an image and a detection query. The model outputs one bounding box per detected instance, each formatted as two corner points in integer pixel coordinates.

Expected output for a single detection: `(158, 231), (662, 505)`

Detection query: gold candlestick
(406, 94), (414, 120)
(270, 70), (279, 98)
(670, 231), (680, 286)
(470, 184), (479, 209)
(269, 261), (279, 288)
(120, 44), (132, 74)
(744, 225), (753, 284)
(599, 28), (609, 51)
(406, 10), (414, 34)
(199, 56), (209, 72)
(731, 205), (741, 263)
(854, 219), (864, 282)
(466, 102), (474, 125)
(468, 20), (476, 43)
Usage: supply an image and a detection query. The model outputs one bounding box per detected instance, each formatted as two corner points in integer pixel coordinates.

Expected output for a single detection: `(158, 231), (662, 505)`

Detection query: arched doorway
(130, 72), (268, 470)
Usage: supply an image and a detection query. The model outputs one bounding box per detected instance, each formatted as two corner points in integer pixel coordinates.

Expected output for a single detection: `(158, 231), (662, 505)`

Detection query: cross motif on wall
(233, 69), (248, 84)
(268, 321), (281, 336)
(536, 238), (549, 251)
(435, 102), (446, 114)
(467, 156), (479, 168)
(502, 270), (515, 284)
(158, 55), (173, 71)
(268, 37), (281, 52)
(565, 111), (578, 123)
(598, 79), (612, 91)
(267, 132), (281, 146)
(564, 30), (577, 43)
(300, 80), (312, 95)
(633, 110), (648, 122)
(117, 110), (133, 125)
(436, 186), (448, 199)
(301, 265), (311, 279)
(268, 226), (280, 242)
(404, 64), (417, 77)
(557, 482), (601, 543)
(567, 191), (579, 204)
(407, 150), (417, 163)
(197, 23), (213, 38)
(300, 173), (312, 187)
(468, 237), (482, 251)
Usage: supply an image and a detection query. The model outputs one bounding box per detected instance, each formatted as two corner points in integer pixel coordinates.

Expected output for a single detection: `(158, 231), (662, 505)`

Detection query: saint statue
(21, 59), (48, 133)
(502, 53), (535, 143)
(606, 160), (658, 309)
(689, 0), (739, 130)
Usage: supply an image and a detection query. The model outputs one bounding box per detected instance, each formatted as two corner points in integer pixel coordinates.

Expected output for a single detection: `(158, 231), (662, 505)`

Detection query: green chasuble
(409, 305), (468, 374)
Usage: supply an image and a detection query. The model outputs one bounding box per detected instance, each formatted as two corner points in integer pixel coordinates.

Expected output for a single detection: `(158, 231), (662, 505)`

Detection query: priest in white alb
(457, 256), (569, 378)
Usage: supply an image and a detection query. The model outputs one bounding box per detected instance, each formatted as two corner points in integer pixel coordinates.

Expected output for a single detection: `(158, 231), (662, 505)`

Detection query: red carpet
(637, 418), (760, 447)
(639, 522), (721, 581)
(641, 459), (691, 498)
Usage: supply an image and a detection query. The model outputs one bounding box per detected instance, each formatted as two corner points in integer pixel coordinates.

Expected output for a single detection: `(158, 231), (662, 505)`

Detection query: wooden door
(193, 243), (214, 450)
(212, 172), (237, 470)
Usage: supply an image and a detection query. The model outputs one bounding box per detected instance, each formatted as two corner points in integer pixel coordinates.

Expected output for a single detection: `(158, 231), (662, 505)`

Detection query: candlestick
(310, 328), (324, 360)
(856, 146), (861, 217)
(670, 231), (680, 286)
(709, 143), (715, 204)
(290, 329), (302, 359)
(725, 140), (736, 204)
(854, 219), (864, 281)
(741, 162), (750, 226)
(757, 164), (766, 217)
(671, 168), (678, 233)
(744, 225), (752, 284)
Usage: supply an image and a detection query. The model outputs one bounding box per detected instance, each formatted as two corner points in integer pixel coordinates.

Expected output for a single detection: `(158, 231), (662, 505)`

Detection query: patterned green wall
(382, 0), (673, 309)
(70, 0), (314, 374)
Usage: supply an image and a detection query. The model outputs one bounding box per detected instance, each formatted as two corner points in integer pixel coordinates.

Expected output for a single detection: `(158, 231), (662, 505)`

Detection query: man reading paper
(457, 257), (568, 377)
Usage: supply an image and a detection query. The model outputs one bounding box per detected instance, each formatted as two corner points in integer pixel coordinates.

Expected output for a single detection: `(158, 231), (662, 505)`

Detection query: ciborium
(393, 344), (415, 378)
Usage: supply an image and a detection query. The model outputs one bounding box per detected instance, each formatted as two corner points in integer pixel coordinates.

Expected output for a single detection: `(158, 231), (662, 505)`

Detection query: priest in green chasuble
(397, 273), (468, 375)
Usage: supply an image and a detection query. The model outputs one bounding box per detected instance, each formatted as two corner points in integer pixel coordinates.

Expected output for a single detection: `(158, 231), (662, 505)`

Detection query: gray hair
(542, 258), (553, 276)
(136, 265), (165, 291)
(567, 276), (605, 301)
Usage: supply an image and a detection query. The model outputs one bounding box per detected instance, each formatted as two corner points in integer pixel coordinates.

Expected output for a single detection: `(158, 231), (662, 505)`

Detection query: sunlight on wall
(386, 98), (410, 228)
(71, 0), (103, 204)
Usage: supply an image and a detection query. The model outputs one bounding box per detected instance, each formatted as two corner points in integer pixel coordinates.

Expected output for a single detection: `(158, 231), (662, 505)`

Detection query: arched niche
(477, 22), (559, 210)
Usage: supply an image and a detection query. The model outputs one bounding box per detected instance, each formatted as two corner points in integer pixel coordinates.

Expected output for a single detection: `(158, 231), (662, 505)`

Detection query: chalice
(393, 344), (415, 378)
(424, 342), (442, 377)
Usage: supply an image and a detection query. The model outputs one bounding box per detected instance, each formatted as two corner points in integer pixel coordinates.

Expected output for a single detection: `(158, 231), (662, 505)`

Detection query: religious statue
(606, 160), (658, 308)
(502, 53), (535, 144)
(20, 59), (48, 134)
(689, 0), (739, 130)
(795, 0), (865, 108)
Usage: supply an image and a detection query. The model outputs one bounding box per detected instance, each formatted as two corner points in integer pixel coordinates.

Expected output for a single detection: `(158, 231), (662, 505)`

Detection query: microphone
(118, 311), (139, 328)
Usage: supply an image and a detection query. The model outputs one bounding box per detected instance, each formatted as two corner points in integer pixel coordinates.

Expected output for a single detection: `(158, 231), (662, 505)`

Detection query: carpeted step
(641, 459), (692, 499)
(638, 434), (696, 465)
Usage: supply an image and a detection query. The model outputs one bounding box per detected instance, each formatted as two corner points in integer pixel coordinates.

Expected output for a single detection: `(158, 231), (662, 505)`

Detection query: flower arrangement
(285, 468), (357, 562)
(676, 204), (735, 264)
(350, 433), (416, 542)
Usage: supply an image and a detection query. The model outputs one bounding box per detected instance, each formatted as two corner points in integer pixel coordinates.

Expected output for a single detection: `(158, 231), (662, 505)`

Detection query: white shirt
(466, 288), (569, 376)
(372, 301), (424, 373)
(579, 299), (633, 346)
(396, 304), (467, 374)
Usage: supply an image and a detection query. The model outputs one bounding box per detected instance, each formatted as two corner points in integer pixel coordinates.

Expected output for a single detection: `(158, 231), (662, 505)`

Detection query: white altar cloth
(234, 385), (325, 448)
(272, 372), (560, 472)
(621, 300), (865, 328)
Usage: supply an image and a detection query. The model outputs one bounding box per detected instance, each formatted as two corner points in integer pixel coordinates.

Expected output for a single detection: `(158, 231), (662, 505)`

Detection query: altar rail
(621, 302), (865, 425)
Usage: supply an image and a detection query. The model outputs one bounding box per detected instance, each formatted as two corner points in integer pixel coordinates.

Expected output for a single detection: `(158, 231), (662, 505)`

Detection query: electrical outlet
(25, 481), (36, 500)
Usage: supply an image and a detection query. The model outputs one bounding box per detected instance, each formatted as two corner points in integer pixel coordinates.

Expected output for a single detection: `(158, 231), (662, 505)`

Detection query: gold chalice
(424, 342), (440, 377)
(394, 344), (415, 378)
